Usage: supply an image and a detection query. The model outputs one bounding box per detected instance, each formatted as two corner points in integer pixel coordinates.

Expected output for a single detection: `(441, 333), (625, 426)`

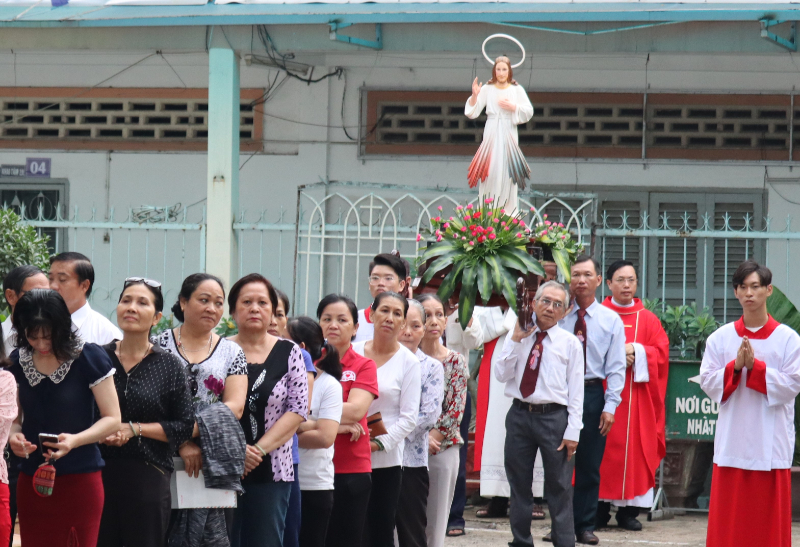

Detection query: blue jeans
(232, 481), (292, 547)
(284, 464), (301, 547)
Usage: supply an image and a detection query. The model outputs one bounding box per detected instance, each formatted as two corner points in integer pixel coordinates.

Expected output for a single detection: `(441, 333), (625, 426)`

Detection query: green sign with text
(665, 361), (718, 441)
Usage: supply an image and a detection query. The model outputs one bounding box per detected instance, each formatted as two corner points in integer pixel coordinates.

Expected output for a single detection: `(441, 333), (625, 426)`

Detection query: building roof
(0, 1), (799, 27)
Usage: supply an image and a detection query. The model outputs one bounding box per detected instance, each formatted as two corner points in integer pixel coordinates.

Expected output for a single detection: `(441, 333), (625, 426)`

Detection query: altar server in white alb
(700, 260), (800, 547)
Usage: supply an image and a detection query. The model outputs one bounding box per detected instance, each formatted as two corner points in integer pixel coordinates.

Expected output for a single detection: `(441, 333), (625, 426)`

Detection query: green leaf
(768, 286), (800, 334)
(485, 254), (504, 295)
(421, 250), (461, 283)
(437, 259), (466, 301)
(495, 249), (527, 274)
(476, 261), (493, 305)
(499, 267), (518, 311)
(458, 263), (479, 326)
(551, 248), (572, 282)
(503, 246), (545, 277)
(420, 241), (457, 262)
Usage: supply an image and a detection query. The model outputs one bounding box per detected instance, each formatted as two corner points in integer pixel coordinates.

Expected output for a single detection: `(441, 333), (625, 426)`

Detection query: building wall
(1, 21), (800, 314)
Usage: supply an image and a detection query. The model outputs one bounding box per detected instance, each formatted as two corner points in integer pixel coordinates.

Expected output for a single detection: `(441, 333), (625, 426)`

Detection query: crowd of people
(0, 247), (792, 547)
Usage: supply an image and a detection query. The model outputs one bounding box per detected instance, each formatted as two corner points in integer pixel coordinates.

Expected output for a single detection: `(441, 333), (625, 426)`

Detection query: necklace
(118, 341), (152, 398)
(178, 326), (213, 356)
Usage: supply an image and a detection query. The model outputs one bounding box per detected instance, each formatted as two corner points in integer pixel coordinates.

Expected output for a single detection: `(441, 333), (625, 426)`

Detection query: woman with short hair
(9, 289), (121, 547)
(353, 292), (421, 547)
(316, 294), (379, 547)
(97, 277), (194, 547)
(227, 274), (308, 547)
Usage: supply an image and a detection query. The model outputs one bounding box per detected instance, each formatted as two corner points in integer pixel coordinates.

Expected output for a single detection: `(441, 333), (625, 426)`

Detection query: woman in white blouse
(352, 292), (421, 547)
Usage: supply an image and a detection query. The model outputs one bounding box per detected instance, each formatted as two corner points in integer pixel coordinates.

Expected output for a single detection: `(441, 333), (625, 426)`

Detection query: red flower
(204, 375), (224, 397)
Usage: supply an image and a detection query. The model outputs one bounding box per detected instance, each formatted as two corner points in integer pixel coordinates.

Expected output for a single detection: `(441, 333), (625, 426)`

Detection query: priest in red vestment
(597, 260), (669, 531)
(700, 260), (800, 547)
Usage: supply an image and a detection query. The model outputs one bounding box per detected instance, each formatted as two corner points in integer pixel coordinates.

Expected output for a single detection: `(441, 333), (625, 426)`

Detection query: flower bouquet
(417, 198), (545, 326)
(529, 216), (585, 282)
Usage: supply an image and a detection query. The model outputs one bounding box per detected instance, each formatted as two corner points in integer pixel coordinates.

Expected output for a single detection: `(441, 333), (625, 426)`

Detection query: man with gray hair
(495, 281), (585, 547)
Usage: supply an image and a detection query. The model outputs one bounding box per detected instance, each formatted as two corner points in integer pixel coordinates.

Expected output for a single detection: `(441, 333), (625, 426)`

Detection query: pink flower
(436, 236), (443, 242)
(204, 375), (224, 397)
(500, 209), (506, 214)
(450, 217), (455, 221)
(462, 236), (467, 241)
(478, 235), (486, 243)
(437, 205), (443, 211)
(501, 221), (506, 227)
(469, 241), (475, 246)
(530, 207), (536, 212)
(560, 234), (567, 239)
(558, 223), (564, 228)
(461, 226), (467, 232)
(486, 226), (493, 233)
(543, 214), (548, 219)
(443, 223), (450, 229)
(467, 204), (473, 210)
(504, 227), (510, 231)
(485, 198), (494, 204)
(435, 216), (441, 222)
(488, 233), (497, 240)
(516, 233), (523, 238)
(520, 221), (526, 227)
(457, 205), (463, 211)
(453, 233), (458, 238)
(493, 218), (500, 223)
(545, 220), (551, 226)
(512, 219), (519, 225)
(473, 212), (481, 219)
(416, 234), (422, 242)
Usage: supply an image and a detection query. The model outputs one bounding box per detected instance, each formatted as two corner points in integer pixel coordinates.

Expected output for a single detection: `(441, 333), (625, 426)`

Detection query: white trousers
(425, 446), (461, 547)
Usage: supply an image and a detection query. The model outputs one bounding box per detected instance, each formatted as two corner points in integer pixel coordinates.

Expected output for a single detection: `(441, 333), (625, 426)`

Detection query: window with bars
(594, 190), (764, 323)
(0, 88), (264, 152)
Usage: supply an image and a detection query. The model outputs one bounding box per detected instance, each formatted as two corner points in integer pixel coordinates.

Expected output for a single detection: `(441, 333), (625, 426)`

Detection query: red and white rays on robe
(700, 315), (800, 547)
(599, 297), (669, 505)
(464, 83), (533, 211)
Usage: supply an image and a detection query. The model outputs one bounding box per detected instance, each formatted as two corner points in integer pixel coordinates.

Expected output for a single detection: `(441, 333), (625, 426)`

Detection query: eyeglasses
(537, 297), (564, 310)
(369, 275), (397, 284)
(612, 277), (637, 285)
(124, 277), (162, 291)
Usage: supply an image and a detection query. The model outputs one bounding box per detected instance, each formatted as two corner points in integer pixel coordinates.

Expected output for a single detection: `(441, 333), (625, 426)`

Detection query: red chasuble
(598, 297), (669, 502)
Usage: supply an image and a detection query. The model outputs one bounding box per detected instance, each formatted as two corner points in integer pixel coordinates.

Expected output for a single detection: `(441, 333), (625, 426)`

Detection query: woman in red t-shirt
(317, 294), (379, 547)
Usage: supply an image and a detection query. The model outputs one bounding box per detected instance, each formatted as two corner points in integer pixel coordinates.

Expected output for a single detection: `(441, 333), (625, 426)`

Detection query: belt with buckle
(512, 399), (567, 414)
(584, 378), (604, 386)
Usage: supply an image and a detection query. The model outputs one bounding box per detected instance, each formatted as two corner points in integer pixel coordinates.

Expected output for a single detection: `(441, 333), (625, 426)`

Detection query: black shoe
(542, 531), (552, 543)
(576, 530), (600, 545)
(616, 515), (643, 531)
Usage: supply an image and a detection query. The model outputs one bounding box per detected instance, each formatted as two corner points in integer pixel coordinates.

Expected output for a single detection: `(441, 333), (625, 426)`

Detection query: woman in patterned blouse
(227, 274), (308, 547)
(158, 273), (248, 547)
(416, 294), (469, 547)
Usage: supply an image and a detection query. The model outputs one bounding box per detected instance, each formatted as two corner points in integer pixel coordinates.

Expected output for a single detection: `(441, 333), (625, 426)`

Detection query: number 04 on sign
(25, 158), (50, 178)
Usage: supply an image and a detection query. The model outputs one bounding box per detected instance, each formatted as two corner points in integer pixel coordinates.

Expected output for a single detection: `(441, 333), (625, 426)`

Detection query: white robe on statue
(479, 307), (544, 498)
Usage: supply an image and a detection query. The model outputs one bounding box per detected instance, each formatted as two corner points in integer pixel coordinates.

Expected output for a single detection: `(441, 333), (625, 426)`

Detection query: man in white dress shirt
(554, 255), (626, 546)
(353, 253), (408, 343)
(2, 265), (50, 356)
(496, 281), (584, 547)
(48, 252), (121, 344)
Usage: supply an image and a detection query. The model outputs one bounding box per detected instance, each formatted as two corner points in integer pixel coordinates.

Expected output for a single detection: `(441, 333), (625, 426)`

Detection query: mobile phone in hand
(38, 433), (59, 449)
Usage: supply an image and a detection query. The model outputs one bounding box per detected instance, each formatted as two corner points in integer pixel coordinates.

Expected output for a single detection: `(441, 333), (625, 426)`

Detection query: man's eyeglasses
(537, 297), (564, 310)
(124, 277), (162, 291)
(369, 275), (397, 284)
(612, 277), (636, 285)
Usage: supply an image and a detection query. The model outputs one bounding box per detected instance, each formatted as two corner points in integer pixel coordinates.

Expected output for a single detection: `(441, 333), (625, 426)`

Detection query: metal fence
(10, 181), (800, 324)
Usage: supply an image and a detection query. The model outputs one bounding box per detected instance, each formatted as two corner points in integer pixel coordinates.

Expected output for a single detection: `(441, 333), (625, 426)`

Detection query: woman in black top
(227, 274), (308, 547)
(97, 278), (194, 547)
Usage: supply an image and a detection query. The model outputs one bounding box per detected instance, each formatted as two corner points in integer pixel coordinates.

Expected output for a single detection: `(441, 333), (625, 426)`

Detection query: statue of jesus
(465, 56), (534, 212)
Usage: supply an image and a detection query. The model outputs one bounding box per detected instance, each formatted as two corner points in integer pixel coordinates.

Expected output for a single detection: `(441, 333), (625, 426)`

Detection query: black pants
(6, 450), (18, 547)
(326, 473), (371, 547)
(597, 503), (640, 526)
(364, 466), (403, 547)
(300, 490), (334, 547)
(396, 467), (429, 547)
(505, 404), (574, 547)
(97, 459), (172, 547)
(448, 390), (471, 530)
(573, 383), (607, 535)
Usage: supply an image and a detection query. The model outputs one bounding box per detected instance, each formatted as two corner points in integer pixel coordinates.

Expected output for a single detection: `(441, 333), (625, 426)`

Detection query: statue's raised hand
(471, 77), (482, 99)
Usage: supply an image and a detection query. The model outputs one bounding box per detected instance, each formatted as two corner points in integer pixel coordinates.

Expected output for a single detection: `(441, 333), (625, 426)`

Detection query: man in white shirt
(48, 252), (122, 344)
(2, 265), (50, 356)
(496, 281), (584, 547)
(353, 253), (408, 343)
(700, 261), (800, 547)
(554, 255), (626, 546)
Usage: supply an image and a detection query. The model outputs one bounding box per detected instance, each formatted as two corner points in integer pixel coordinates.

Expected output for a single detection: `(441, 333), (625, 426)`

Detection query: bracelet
(254, 444), (267, 457)
(373, 438), (385, 451)
(129, 421), (138, 437)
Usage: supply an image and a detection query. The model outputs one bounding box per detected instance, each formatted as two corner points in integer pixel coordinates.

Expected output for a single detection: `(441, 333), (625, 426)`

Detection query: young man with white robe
(700, 260), (800, 547)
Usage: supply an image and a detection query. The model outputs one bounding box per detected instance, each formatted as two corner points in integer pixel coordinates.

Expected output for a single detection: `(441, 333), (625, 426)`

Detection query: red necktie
(519, 331), (547, 399)
(574, 309), (587, 371)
